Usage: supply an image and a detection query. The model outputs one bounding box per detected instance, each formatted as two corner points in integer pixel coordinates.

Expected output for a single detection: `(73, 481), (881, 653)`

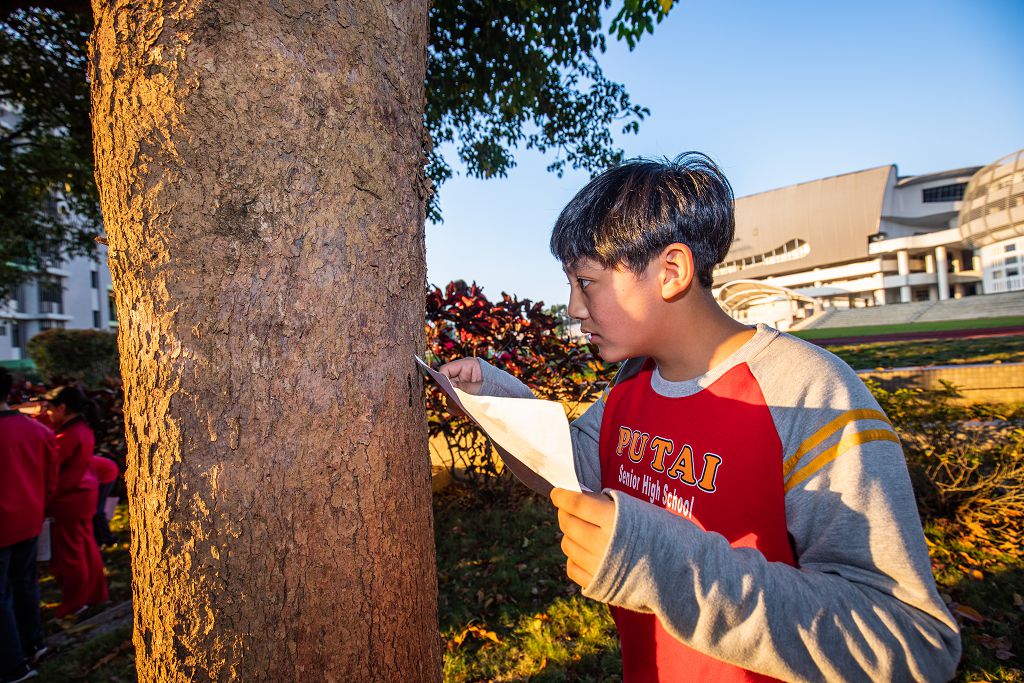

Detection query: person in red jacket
(38, 386), (109, 620)
(1, 369), (58, 683)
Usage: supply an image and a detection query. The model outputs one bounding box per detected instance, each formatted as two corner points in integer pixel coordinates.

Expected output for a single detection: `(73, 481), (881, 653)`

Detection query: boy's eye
(577, 278), (593, 290)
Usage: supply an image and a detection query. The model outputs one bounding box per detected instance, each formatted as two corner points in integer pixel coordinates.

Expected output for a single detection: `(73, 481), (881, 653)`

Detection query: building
(715, 148), (1024, 329)
(0, 244), (116, 363)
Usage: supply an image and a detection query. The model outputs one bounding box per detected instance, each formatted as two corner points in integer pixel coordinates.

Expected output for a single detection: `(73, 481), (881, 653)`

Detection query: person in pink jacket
(90, 455), (119, 547)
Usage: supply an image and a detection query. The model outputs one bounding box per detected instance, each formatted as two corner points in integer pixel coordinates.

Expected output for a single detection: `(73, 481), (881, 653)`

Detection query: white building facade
(714, 148), (1024, 329)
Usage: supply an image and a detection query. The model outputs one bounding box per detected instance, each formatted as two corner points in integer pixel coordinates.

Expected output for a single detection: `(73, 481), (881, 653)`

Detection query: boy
(439, 154), (961, 681)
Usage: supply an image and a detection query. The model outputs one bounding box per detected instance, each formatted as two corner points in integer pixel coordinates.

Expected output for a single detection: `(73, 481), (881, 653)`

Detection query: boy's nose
(567, 288), (589, 321)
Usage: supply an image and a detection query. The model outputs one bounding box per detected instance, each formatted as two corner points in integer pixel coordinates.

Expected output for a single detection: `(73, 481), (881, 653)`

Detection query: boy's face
(564, 258), (662, 363)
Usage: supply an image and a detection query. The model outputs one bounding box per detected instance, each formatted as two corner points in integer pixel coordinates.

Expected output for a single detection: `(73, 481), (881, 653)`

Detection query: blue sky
(426, 0), (1024, 308)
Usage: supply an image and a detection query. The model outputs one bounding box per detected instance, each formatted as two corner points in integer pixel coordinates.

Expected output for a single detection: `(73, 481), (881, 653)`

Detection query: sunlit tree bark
(89, 0), (440, 679)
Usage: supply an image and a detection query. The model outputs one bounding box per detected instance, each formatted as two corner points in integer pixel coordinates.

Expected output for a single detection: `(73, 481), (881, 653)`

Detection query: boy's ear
(659, 243), (695, 300)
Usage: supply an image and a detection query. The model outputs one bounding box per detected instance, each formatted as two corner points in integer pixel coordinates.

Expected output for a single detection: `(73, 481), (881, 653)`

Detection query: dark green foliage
(425, 0), (668, 220)
(866, 379), (1024, 526)
(0, 9), (99, 296)
(25, 327), (119, 387)
(1, 2), (673, 290)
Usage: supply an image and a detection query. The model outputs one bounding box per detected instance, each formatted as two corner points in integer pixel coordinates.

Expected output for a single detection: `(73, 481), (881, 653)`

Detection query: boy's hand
(550, 488), (615, 589)
(437, 357), (484, 395)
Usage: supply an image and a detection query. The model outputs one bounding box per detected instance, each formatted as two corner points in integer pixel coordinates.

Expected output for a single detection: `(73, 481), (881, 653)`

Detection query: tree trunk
(88, 1), (439, 679)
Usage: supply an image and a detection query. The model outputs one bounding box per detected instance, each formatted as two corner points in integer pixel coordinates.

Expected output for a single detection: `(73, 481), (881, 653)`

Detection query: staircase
(798, 291), (1024, 330)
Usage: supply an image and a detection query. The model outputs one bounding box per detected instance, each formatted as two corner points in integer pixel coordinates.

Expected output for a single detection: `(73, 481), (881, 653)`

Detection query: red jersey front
(600, 359), (795, 682)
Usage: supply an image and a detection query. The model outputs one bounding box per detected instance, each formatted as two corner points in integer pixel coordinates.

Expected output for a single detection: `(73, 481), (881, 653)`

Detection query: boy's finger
(551, 488), (614, 527)
(560, 534), (603, 575)
(439, 358), (480, 381)
(557, 508), (602, 545)
(566, 558), (593, 589)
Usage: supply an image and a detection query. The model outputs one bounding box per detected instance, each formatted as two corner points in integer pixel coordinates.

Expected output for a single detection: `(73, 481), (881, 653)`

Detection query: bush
(867, 379), (1024, 528)
(425, 280), (613, 485)
(26, 328), (119, 388)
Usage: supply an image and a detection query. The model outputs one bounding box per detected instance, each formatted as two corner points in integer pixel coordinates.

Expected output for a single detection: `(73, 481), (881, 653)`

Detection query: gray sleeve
(478, 358), (535, 399)
(569, 399), (603, 492)
(581, 339), (960, 682)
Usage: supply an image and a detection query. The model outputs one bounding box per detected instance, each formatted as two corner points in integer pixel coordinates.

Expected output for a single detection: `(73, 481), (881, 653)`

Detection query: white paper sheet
(416, 356), (585, 495)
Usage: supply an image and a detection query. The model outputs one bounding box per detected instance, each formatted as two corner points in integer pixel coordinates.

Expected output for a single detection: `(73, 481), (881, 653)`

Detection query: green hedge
(26, 328), (119, 387)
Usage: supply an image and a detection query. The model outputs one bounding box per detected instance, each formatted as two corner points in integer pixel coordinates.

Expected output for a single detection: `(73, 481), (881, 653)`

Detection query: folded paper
(416, 356), (585, 495)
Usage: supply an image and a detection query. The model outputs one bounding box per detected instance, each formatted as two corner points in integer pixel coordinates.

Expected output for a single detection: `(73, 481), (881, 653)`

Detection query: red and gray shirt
(479, 324), (960, 682)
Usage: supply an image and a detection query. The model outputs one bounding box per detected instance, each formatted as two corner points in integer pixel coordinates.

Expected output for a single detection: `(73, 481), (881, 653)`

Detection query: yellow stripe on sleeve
(782, 409), (890, 478)
(784, 428), (900, 492)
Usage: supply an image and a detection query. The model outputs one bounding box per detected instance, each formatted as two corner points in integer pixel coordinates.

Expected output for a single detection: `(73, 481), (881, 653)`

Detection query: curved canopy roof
(715, 279), (818, 314)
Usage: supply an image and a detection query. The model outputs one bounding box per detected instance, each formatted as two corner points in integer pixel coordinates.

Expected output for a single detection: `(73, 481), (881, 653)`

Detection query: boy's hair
(550, 152), (735, 288)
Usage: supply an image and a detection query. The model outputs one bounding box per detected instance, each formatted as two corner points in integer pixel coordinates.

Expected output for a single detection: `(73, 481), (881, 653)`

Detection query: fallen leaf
(86, 640), (133, 674)
(978, 634), (1011, 650)
(467, 625), (502, 644)
(952, 604), (985, 623)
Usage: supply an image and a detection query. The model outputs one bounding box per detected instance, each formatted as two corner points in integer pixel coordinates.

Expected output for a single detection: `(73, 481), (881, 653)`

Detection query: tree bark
(88, 1), (439, 679)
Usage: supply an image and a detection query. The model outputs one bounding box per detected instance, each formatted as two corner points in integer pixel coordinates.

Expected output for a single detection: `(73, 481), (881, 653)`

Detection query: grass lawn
(436, 485), (620, 682)
(925, 517), (1024, 683)
(40, 403), (1023, 682)
(793, 316), (1024, 341)
(52, 479), (1022, 682)
(823, 335), (1024, 370)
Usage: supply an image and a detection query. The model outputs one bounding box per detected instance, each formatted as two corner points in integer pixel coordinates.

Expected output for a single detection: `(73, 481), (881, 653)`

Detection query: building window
(12, 286), (27, 313)
(1007, 244), (1017, 253)
(38, 279), (64, 315)
(922, 183), (967, 203)
(11, 322), (21, 348)
(91, 270), (99, 289)
(714, 238), (810, 276)
(93, 310), (101, 328)
(38, 320), (65, 331)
